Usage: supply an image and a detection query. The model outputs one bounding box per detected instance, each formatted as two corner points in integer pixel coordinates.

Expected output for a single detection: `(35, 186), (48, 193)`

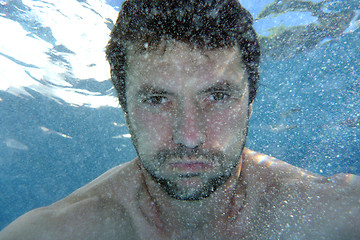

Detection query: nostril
(172, 102), (206, 148)
(172, 127), (206, 149)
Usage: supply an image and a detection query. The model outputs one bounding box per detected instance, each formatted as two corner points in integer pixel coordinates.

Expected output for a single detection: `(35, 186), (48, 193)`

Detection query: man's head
(106, 0), (260, 201)
(106, 0), (260, 113)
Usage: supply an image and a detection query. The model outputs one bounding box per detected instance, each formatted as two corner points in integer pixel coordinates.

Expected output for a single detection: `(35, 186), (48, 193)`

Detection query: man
(1, 0), (359, 239)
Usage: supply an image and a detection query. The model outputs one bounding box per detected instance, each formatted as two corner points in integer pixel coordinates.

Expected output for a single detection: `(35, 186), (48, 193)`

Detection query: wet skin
(125, 42), (251, 201)
(0, 42), (359, 240)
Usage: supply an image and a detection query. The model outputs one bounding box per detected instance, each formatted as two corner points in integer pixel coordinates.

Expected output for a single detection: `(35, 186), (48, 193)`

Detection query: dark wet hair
(106, 0), (260, 112)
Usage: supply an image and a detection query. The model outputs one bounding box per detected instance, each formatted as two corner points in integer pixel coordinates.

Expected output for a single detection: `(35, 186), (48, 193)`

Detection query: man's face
(125, 42), (251, 200)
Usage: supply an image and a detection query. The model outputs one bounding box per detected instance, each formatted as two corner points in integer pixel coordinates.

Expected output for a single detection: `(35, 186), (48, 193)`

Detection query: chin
(153, 171), (233, 201)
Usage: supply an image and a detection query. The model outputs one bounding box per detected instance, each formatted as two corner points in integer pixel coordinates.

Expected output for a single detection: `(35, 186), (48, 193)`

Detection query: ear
(248, 103), (253, 119)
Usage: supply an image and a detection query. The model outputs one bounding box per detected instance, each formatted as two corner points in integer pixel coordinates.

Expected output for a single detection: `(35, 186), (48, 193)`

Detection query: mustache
(154, 145), (225, 164)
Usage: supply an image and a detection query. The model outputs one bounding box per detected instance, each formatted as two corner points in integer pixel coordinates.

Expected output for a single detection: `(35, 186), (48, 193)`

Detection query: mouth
(167, 162), (213, 173)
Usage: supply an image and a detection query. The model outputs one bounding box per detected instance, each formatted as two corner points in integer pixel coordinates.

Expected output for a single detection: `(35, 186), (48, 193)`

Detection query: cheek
(204, 106), (248, 145)
(130, 108), (173, 142)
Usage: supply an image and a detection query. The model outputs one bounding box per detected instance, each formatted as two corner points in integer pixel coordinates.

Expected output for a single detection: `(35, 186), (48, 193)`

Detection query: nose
(172, 100), (206, 148)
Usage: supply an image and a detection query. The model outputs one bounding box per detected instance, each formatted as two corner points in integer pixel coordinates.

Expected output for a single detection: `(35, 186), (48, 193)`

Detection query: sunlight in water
(249, 150), (276, 167)
(343, 173), (358, 184)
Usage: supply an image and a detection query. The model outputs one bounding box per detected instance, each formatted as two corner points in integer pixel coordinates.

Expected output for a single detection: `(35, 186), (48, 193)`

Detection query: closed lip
(167, 162), (212, 172)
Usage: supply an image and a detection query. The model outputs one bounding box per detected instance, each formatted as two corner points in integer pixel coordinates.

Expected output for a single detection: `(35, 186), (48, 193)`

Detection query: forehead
(126, 41), (247, 90)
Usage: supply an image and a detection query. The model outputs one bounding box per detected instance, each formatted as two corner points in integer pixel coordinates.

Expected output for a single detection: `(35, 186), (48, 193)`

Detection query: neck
(136, 153), (247, 235)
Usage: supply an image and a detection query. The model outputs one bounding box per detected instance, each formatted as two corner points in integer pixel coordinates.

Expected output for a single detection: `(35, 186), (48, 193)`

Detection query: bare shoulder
(243, 148), (360, 192)
(0, 160), (141, 240)
(243, 148), (360, 237)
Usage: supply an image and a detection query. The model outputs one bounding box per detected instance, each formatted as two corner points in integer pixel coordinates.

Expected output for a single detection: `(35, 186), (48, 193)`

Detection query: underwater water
(0, 0), (359, 230)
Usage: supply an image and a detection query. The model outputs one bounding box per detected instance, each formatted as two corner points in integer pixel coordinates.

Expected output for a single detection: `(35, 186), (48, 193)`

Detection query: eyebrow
(200, 80), (243, 94)
(135, 81), (244, 97)
(136, 85), (173, 96)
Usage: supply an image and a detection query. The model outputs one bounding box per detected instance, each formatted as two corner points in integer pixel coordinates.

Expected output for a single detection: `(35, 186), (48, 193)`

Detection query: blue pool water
(0, 0), (359, 230)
